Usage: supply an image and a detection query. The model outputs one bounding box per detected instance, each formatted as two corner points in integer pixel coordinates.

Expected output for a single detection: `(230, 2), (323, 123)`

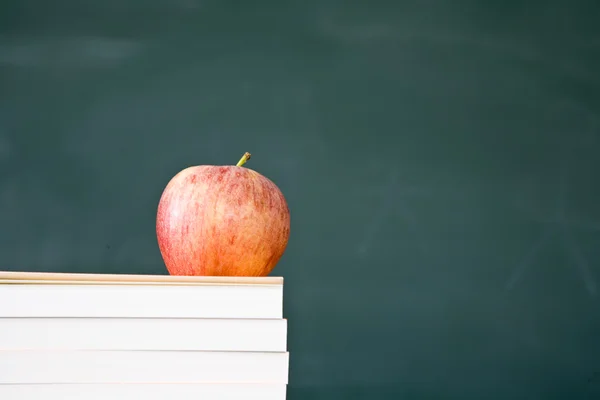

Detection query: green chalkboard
(1, 1), (600, 398)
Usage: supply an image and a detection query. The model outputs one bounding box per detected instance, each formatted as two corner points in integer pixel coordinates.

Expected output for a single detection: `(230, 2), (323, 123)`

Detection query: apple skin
(156, 163), (290, 276)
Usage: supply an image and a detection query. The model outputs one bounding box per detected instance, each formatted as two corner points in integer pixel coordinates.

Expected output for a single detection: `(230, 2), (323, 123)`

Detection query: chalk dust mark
(562, 230), (597, 296)
(509, 103), (600, 232)
(357, 169), (429, 257)
(357, 170), (399, 256)
(316, 13), (600, 87)
(505, 229), (555, 291)
(505, 158), (598, 296)
(0, 36), (144, 68)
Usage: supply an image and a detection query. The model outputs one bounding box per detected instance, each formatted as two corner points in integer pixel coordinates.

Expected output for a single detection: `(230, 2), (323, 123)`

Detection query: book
(0, 270), (290, 397)
(0, 383), (287, 400)
(0, 317), (287, 352)
(0, 350), (290, 384)
(0, 271), (283, 319)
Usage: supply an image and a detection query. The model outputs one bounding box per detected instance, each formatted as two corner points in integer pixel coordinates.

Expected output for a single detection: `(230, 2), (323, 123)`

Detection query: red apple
(156, 152), (291, 276)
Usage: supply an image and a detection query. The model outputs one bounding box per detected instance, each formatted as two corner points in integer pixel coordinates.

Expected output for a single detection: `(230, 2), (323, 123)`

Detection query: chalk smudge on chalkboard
(0, 129), (10, 163)
(0, 36), (144, 68)
(357, 169), (430, 258)
(563, 229), (597, 295)
(505, 162), (598, 296)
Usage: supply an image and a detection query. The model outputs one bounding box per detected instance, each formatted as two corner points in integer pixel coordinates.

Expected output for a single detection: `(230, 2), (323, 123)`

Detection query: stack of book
(0, 270), (289, 399)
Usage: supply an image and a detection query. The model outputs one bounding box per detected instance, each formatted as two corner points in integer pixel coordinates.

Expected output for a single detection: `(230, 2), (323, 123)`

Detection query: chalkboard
(1, 1), (600, 398)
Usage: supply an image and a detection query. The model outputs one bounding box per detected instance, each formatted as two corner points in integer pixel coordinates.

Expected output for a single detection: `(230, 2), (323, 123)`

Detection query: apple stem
(236, 152), (252, 167)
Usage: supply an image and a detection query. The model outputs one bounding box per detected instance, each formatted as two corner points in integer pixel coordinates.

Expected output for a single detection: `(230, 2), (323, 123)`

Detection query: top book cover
(0, 271), (283, 286)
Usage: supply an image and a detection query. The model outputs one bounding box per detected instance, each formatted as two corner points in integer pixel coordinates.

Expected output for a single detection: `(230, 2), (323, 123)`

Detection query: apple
(156, 152), (291, 276)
